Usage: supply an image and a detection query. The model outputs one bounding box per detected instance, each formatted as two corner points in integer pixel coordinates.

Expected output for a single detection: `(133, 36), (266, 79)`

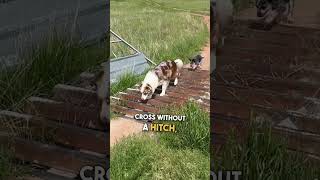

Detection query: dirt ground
(238, 0), (320, 28)
(110, 15), (211, 147)
(110, 117), (144, 147)
(200, 15), (211, 71)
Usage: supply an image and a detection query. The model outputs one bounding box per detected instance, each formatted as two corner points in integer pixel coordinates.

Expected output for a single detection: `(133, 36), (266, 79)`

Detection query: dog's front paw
(160, 93), (166, 96)
(174, 78), (178, 86)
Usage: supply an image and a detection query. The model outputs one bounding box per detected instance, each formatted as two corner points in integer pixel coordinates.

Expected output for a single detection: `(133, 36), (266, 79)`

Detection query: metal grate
(110, 30), (157, 84)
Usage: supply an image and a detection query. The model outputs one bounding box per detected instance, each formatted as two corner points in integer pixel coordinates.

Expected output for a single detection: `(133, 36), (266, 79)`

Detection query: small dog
(140, 59), (183, 100)
(256, 0), (294, 23)
(189, 54), (204, 70)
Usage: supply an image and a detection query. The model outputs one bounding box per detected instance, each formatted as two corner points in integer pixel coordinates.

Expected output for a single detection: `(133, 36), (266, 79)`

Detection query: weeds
(110, 0), (209, 94)
(0, 31), (107, 111)
(213, 121), (320, 180)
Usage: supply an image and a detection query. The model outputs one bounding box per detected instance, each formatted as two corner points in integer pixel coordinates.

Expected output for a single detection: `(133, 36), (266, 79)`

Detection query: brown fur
(142, 84), (153, 96)
(155, 60), (179, 80)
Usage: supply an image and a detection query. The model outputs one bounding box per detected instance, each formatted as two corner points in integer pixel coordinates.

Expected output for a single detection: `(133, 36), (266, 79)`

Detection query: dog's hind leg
(160, 81), (169, 96)
(174, 77), (178, 86)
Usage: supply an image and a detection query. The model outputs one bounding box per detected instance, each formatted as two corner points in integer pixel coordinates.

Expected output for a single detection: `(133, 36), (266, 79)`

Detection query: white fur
(174, 59), (184, 70)
(140, 59), (183, 100)
(96, 65), (109, 123)
(140, 70), (159, 100)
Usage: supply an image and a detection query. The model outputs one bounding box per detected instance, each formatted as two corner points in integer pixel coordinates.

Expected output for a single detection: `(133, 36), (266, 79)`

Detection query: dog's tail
(174, 59), (184, 70)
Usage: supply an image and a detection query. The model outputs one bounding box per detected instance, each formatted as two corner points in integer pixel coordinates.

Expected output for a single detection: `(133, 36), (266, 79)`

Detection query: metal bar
(111, 40), (123, 43)
(110, 30), (139, 53)
(111, 51), (117, 58)
(110, 30), (157, 66)
(145, 56), (157, 66)
(110, 52), (140, 62)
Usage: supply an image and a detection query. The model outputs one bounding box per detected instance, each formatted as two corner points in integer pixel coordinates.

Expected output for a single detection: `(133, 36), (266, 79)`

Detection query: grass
(110, 0), (209, 95)
(111, 101), (210, 179)
(0, 29), (107, 177)
(110, 72), (144, 96)
(111, 0), (208, 63)
(0, 146), (30, 179)
(212, 121), (320, 179)
(0, 31), (107, 111)
(158, 102), (210, 155)
(145, 0), (210, 15)
(111, 135), (210, 180)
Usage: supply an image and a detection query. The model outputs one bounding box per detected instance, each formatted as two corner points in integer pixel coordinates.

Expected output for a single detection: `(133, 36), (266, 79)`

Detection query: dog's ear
(188, 58), (193, 62)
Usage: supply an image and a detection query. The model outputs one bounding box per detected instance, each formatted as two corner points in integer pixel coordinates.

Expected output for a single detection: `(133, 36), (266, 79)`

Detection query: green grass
(111, 101), (210, 179)
(0, 147), (30, 179)
(0, 31), (107, 111)
(213, 121), (320, 179)
(110, 72), (144, 96)
(158, 102), (210, 155)
(146, 0), (210, 15)
(111, 0), (208, 63)
(0, 30), (107, 177)
(110, 134), (210, 180)
(110, 0), (209, 94)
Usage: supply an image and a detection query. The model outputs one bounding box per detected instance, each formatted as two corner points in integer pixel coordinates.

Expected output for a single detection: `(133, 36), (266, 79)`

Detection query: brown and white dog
(94, 67), (109, 127)
(140, 59), (183, 100)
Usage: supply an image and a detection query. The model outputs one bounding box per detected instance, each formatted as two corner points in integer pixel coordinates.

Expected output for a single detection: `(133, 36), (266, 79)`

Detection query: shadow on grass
(212, 121), (320, 180)
(0, 145), (30, 179)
